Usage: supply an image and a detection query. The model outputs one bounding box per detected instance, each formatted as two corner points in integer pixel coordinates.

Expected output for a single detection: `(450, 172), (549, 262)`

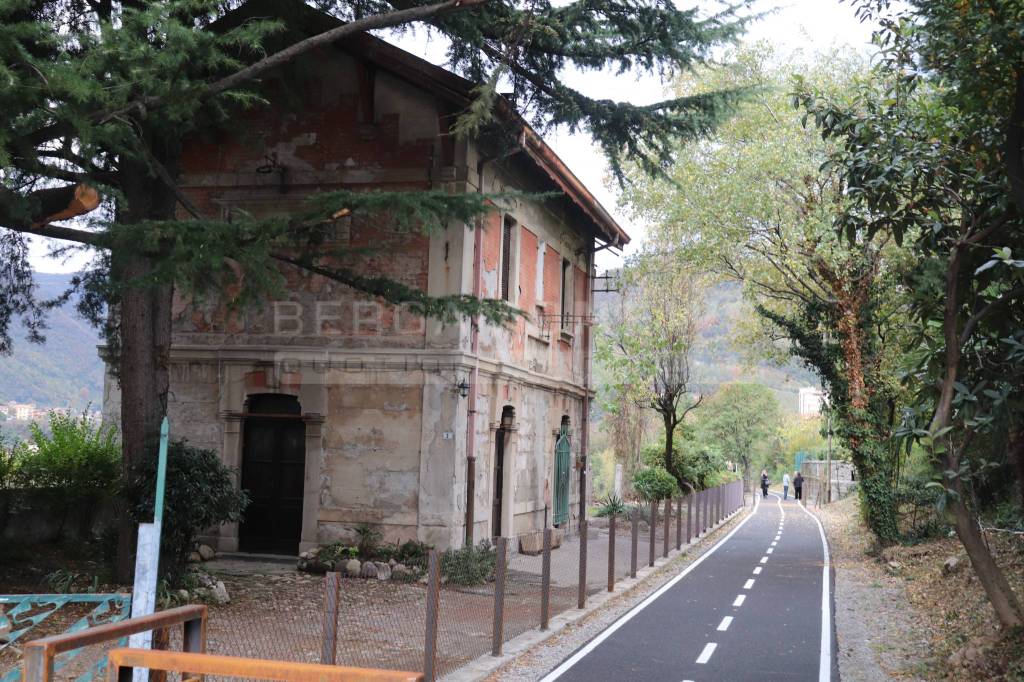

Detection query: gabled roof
(213, 0), (630, 248)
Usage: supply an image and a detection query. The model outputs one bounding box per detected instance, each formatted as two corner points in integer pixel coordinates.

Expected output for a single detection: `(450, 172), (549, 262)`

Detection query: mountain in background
(594, 278), (818, 413)
(0, 272), (104, 410)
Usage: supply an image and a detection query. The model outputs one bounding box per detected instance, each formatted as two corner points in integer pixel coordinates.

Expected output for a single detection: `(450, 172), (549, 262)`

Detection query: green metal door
(554, 423), (571, 525)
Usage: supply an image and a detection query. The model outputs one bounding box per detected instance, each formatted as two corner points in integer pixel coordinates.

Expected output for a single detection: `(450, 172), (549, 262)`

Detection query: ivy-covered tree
(618, 44), (908, 543)
(798, 0), (1024, 629)
(0, 0), (750, 578)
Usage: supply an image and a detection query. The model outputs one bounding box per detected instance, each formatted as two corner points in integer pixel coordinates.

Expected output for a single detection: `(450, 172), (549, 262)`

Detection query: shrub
(354, 523), (383, 558)
(440, 540), (495, 586)
(128, 440), (249, 586)
(595, 494), (629, 518)
(632, 467), (677, 502)
(14, 410), (120, 496)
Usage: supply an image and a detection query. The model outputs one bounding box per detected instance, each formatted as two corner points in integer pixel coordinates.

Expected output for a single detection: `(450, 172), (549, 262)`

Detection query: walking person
(794, 471), (804, 502)
(782, 471), (791, 500)
(760, 469), (770, 500)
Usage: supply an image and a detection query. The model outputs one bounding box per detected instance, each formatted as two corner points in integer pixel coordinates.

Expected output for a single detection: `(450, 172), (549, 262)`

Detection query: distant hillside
(594, 278), (818, 413)
(0, 273), (104, 410)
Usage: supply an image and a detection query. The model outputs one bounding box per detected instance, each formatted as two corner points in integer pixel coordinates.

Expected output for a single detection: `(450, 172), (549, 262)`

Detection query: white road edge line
(696, 643), (717, 664)
(539, 488), (761, 681)
(717, 616), (733, 631)
(795, 490), (832, 682)
(732, 594), (745, 607)
(744, 579), (755, 589)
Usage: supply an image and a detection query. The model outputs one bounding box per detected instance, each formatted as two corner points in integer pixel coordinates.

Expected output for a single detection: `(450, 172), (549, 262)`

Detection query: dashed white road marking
(767, 547), (774, 554)
(717, 616), (733, 631)
(753, 566), (762, 575)
(733, 594), (746, 607)
(760, 556), (768, 564)
(771, 541), (778, 546)
(538, 487), (762, 681)
(744, 579), (755, 589)
(696, 643), (717, 664)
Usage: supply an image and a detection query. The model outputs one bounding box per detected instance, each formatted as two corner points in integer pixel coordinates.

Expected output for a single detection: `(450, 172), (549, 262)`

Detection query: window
(560, 257), (573, 329)
(500, 216), (516, 302)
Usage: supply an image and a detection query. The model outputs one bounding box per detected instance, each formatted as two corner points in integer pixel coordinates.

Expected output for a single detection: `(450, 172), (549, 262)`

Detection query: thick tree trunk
(113, 141), (179, 583)
(949, 476), (1024, 628)
(933, 245), (1024, 628)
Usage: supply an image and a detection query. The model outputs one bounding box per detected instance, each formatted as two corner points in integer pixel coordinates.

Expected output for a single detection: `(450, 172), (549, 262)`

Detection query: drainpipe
(464, 176), (484, 547)
(465, 131), (526, 547)
(578, 242), (595, 525)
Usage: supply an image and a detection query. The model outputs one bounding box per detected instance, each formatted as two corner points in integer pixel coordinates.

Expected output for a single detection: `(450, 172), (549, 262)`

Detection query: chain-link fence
(6, 481), (745, 682)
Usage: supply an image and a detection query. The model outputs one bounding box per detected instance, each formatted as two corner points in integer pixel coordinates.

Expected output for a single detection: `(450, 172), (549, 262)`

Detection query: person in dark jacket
(794, 472), (804, 501)
(760, 469), (770, 499)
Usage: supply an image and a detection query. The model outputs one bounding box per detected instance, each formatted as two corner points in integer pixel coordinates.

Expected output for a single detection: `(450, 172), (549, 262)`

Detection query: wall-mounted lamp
(455, 379), (470, 398)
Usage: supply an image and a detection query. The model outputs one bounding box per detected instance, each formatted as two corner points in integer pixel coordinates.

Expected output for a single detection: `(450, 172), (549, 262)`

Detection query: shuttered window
(501, 216), (514, 301)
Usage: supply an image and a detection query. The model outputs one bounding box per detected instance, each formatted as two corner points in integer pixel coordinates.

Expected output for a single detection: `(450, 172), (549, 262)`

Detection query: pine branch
(100, 0), (487, 124)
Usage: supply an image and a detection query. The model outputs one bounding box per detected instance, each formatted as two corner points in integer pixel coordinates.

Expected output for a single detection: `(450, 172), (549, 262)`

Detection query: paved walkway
(539, 493), (836, 682)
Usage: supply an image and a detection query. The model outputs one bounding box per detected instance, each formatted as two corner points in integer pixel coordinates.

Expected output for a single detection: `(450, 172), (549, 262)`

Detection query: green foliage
(8, 410), (119, 498)
(895, 476), (947, 542)
(42, 569), (99, 594)
(631, 467), (677, 502)
(440, 540), (496, 586)
(594, 494), (629, 518)
(691, 383), (782, 483)
(128, 440), (249, 586)
(354, 523), (383, 559)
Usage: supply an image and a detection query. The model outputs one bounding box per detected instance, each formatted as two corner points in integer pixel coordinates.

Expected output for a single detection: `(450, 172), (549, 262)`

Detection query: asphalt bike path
(540, 492), (836, 682)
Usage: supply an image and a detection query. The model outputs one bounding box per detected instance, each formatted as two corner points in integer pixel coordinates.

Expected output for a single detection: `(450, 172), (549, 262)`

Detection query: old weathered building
(102, 0), (629, 554)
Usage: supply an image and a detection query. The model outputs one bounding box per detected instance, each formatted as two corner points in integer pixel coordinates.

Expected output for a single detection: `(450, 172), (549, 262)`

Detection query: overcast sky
(27, 0), (878, 274)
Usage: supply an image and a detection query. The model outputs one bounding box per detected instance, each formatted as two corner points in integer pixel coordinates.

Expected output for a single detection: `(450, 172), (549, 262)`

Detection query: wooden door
(239, 395), (306, 554)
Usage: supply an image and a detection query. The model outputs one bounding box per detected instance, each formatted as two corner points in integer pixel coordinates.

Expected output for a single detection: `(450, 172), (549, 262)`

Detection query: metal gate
(553, 422), (571, 526)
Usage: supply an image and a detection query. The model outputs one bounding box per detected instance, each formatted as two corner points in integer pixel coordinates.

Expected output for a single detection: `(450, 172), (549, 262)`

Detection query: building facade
(102, 0), (628, 554)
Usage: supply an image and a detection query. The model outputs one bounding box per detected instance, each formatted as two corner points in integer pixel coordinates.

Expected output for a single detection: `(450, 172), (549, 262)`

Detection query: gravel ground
(482, 502), (752, 682)
(814, 496), (931, 681)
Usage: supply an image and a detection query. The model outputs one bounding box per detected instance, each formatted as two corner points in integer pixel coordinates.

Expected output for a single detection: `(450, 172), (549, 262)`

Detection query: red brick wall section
(481, 211), (502, 298)
(518, 227), (538, 315)
(543, 245), (561, 310)
(172, 50), (438, 341)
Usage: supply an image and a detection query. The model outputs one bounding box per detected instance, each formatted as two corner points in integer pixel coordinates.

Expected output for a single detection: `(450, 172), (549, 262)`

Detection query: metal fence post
(320, 572), (341, 665)
(607, 513), (616, 592)
(675, 496), (682, 550)
(424, 551), (440, 680)
(686, 494), (693, 544)
(578, 520), (588, 609)
(630, 508), (638, 578)
(492, 537), (508, 656)
(541, 528), (551, 630)
(648, 502), (656, 566)
(704, 488), (710, 534)
(662, 498), (670, 558)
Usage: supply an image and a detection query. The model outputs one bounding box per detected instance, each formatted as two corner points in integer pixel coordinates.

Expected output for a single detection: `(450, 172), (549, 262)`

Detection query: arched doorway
(553, 416), (571, 526)
(492, 406), (515, 538)
(239, 394), (306, 554)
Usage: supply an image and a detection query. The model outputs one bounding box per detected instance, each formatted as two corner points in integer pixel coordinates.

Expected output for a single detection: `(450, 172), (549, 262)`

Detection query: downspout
(465, 130), (526, 546)
(578, 241), (595, 525)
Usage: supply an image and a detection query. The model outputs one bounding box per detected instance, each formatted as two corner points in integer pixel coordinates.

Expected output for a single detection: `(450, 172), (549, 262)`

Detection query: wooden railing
(104, 649), (424, 682)
(21, 605), (207, 682)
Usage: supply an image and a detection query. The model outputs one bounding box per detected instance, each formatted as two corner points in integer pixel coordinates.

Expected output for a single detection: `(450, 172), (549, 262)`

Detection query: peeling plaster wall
(102, 43), (601, 553)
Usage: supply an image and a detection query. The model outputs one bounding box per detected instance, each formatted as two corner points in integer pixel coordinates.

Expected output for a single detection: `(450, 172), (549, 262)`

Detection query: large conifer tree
(0, 0), (749, 577)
